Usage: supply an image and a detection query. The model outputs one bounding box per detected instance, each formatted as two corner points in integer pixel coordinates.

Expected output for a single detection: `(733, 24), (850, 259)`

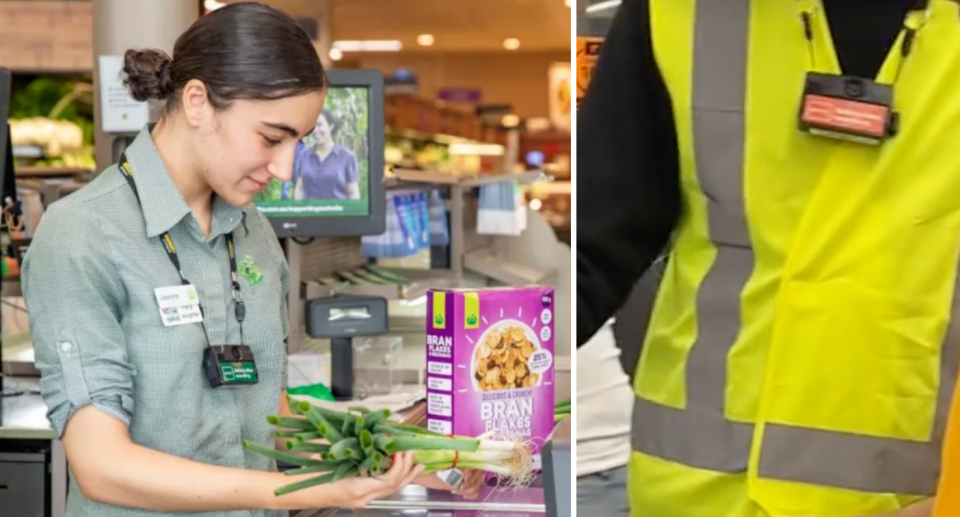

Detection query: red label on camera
(801, 94), (890, 137)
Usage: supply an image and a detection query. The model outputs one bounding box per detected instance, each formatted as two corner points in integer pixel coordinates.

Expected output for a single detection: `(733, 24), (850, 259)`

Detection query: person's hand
(295, 451), (423, 509)
(453, 469), (485, 499)
(413, 469), (485, 499)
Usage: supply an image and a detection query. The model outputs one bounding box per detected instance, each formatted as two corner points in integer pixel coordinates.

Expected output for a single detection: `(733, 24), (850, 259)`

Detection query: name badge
(154, 284), (204, 327)
(797, 72), (899, 146)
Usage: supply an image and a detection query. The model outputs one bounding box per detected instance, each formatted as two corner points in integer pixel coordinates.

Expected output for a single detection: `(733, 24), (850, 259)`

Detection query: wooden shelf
(389, 169), (548, 187)
(16, 166), (91, 180)
(386, 127), (477, 146)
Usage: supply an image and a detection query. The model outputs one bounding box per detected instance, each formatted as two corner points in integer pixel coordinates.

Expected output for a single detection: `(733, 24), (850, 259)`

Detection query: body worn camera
(203, 345), (259, 388)
(798, 72), (899, 145)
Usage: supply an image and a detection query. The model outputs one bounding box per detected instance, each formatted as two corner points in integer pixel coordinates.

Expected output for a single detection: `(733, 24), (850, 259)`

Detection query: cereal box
(425, 286), (556, 470)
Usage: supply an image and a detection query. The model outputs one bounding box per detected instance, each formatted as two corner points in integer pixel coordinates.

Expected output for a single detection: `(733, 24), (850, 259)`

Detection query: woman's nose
(269, 155), (294, 182)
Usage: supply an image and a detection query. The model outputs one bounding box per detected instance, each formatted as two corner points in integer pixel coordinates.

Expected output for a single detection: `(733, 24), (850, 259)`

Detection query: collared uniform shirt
(22, 127), (290, 517)
(294, 142), (358, 200)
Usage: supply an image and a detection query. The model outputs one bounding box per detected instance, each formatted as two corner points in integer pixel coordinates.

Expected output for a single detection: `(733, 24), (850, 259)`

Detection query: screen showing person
(294, 108), (358, 200)
(254, 86), (371, 216)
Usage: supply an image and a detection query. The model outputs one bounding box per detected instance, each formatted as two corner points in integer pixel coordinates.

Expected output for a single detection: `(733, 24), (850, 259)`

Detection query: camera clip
(798, 72), (899, 145)
(203, 344), (259, 388)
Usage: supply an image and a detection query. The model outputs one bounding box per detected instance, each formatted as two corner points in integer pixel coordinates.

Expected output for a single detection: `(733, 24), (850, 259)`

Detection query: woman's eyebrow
(260, 121), (299, 137)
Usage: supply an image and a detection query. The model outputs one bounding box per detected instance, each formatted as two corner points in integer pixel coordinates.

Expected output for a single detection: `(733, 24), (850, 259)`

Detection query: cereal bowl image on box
(471, 320), (550, 392)
(425, 287), (556, 471)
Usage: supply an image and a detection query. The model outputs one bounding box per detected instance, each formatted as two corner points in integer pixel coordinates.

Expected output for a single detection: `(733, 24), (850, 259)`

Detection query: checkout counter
(289, 416), (569, 517)
(294, 483), (547, 517)
(0, 363), (571, 517)
(0, 376), (67, 517)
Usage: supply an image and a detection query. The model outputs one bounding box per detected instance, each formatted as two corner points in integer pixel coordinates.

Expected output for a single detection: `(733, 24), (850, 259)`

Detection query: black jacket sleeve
(576, 0), (681, 347)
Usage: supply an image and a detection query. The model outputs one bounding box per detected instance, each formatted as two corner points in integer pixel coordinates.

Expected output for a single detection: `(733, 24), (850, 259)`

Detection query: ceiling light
(333, 40), (403, 52)
(565, 0), (571, 6)
(417, 34), (435, 46)
(585, 0), (622, 13)
(503, 38), (520, 50)
(328, 48), (343, 61)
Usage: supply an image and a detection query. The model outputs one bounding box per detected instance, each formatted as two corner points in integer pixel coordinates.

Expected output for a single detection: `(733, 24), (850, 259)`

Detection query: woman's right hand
(296, 451), (424, 509)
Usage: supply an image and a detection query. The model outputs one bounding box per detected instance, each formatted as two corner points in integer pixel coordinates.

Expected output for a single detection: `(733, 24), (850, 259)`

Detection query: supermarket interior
(0, 1), (572, 515)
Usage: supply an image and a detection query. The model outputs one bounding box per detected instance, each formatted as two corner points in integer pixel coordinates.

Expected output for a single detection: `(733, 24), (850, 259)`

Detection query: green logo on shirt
(238, 255), (264, 286)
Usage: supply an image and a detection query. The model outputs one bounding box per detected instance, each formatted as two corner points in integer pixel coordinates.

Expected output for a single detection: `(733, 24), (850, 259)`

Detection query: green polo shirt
(22, 127), (290, 517)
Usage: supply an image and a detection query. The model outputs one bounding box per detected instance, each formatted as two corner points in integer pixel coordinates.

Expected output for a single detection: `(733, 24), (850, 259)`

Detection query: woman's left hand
(414, 470), (485, 499)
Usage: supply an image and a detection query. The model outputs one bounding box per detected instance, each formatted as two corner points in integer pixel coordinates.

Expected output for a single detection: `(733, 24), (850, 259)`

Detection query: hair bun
(123, 49), (174, 102)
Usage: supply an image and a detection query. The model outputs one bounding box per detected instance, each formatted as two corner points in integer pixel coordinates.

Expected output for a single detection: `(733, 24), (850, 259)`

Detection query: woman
(21, 4), (480, 516)
(293, 109), (360, 201)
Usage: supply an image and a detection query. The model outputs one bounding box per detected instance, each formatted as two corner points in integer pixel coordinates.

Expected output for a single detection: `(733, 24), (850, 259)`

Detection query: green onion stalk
(554, 398), (571, 423)
(243, 396), (534, 496)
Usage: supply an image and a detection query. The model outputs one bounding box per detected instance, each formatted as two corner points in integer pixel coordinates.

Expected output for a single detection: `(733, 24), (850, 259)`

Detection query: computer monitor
(0, 68), (9, 392)
(0, 69), (11, 214)
(254, 69), (386, 238)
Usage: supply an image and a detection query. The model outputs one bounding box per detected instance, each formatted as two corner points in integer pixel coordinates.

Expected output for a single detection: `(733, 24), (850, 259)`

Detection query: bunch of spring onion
(243, 397), (534, 496)
(554, 398), (571, 423)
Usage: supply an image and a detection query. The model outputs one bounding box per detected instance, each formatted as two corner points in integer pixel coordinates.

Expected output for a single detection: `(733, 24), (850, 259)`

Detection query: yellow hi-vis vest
(631, 1), (960, 516)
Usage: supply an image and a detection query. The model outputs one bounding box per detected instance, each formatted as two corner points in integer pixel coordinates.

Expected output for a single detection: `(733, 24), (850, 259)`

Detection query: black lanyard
(797, 1), (929, 78)
(118, 153), (246, 346)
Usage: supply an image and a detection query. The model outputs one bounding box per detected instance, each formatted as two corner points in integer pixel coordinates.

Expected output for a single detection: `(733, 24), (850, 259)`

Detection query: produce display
(426, 287), (556, 470)
(10, 117), (84, 156)
(385, 135), (452, 172)
(244, 397), (534, 496)
(10, 77), (96, 170)
(10, 117), (96, 169)
(554, 399), (570, 423)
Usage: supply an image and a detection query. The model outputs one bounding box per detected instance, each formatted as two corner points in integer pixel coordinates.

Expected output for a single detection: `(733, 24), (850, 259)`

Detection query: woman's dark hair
(319, 109), (342, 136)
(123, 2), (326, 109)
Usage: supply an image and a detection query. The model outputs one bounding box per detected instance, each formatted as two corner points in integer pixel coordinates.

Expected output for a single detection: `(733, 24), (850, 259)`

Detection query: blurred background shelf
(303, 267), (458, 301)
(464, 249), (555, 285)
(15, 166), (90, 181)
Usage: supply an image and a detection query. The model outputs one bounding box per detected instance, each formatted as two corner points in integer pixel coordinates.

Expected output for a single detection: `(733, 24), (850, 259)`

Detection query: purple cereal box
(426, 286), (556, 470)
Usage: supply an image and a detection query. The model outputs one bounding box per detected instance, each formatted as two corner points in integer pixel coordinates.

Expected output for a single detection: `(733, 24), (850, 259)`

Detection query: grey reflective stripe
(757, 425), (940, 495)
(632, 0), (957, 496)
(634, 0), (755, 473)
(631, 398), (752, 472)
(686, 0), (751, 424)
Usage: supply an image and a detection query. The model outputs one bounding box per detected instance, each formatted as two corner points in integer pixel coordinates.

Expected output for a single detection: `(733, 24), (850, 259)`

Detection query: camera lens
(844, 79), (865, 98)
(231, 346), (242, 360)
